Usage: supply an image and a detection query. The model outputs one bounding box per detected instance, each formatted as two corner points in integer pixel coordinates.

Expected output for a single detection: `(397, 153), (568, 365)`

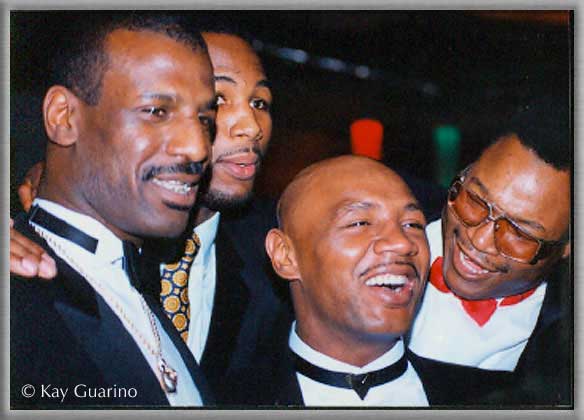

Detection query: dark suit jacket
(10, 214), (213, 408)
(198, 198), (288, 402)
(510, 262), (572, 406)
(224, 310), (515, 407)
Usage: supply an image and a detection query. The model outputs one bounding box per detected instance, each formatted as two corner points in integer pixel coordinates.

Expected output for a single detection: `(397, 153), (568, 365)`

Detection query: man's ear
(43, 85), (82, 146)
(265, 228), (300, 282)
(561, 240), (571, 259)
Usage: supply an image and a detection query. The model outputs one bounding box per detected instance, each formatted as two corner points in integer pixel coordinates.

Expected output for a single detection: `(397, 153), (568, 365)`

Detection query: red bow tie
(429, 257), (536, 327)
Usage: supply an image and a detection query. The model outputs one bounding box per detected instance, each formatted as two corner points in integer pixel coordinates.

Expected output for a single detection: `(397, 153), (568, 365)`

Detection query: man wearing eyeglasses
(408, 97), (571, 405)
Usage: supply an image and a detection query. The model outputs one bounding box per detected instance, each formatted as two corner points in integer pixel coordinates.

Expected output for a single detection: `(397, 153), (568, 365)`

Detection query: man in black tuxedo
(10, 21), (284, 404)
(10, 15), (217, 407)
(231, 155), (512, 407)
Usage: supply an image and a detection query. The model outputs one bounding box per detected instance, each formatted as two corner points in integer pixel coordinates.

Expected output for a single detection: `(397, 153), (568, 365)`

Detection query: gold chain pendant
(158, 357), (178, 393)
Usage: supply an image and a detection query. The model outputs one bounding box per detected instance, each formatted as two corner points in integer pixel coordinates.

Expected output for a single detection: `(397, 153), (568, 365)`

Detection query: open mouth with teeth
(458, 250), (491, 275)
(363, 273), (417, 306)
(452, 238), (499, 280)
(365, 274), (408, 290)
(152, 178), (195, 195)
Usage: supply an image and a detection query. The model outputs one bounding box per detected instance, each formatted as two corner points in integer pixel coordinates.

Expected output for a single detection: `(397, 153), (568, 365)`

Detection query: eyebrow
(140, 93), (177, 102)
(257, 79), (272, 89)
(139, 93), (216, 113)
(335, 201), (375, 217)
(404, 202), (423, 213)
(214, 75), (272, 90)
(214, 75), (236, 85)
(468, 176), (546, 232)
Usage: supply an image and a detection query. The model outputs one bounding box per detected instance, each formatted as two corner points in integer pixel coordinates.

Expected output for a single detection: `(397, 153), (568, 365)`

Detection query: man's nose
(467, 220), (499, 256)
(373, 225), (418, 256)
(166, 117), (211, 163)
(227, 105), (262, 141)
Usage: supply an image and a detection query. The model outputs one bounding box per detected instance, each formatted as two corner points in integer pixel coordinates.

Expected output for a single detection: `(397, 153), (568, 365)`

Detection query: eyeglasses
(447, 172), (566, 265)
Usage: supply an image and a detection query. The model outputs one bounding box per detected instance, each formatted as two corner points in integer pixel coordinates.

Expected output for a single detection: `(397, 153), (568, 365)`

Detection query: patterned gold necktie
(160, 232), (201, 342)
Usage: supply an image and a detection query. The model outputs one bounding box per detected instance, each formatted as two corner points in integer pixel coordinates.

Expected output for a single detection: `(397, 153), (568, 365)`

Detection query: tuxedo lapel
(50, 256), (170, 405)
(200, 224), (250, 381)
(274, 348), (304, 406)
(142, 293), (215, 404)
(16, 217), (167, 404)
(533, 265), (567, 333)
(407, 350), (514, 406)
(406, 350), (448, 405)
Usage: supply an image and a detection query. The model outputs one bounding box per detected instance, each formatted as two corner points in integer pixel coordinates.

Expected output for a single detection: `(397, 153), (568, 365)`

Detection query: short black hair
(497, 95), (571, 171)
(188, 14), (256, 46)
(49, 12), (207, 106)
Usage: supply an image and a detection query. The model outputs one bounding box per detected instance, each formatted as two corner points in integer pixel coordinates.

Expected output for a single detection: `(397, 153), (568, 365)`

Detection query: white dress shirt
(160, 212), (220, 363)
(31, 198), (203, 406)
(184, 212), (220, 362)
(289, 323), (429, 407)
(408, 219), (546, 371)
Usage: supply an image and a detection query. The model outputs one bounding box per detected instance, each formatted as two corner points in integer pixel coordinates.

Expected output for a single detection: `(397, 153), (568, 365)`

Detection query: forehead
(292, 162), (418, 224)
(471, 136), (570, 233)
(103, 29), (214, 91)
(203, 33), (265, 77)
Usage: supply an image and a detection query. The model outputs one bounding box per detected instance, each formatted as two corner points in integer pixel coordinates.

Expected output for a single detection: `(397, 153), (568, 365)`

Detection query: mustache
(214, 145), (264, 162)
(453, 227), (510, 273)
(359, 260), (420, 280)
(142, 162), (205, 181)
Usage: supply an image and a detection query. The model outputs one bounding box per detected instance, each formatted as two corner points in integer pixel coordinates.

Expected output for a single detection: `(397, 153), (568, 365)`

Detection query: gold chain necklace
(33, 225), (178, 393)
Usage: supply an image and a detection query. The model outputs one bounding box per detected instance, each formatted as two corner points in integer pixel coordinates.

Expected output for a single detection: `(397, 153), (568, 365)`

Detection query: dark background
(10, 10), (572, 216)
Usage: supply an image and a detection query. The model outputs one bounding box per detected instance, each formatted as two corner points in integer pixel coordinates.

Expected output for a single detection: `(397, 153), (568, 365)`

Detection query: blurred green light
(434, 125), (461, 187)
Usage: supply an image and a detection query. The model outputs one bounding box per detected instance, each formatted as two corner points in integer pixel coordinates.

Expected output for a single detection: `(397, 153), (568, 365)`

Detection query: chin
(445, 272), (490, 300)
(368, 315), (412, 339)
(142, 216), (190, 240)
(200, 187), (253, 212)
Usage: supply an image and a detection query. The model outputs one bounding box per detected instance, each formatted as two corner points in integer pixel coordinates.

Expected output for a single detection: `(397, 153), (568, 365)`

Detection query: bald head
(277, 155), (416, 234)
(267, 155), (430, 366)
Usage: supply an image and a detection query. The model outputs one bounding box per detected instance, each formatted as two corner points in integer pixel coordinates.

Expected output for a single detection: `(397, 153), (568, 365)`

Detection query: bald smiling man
(227, 155), (514, 407)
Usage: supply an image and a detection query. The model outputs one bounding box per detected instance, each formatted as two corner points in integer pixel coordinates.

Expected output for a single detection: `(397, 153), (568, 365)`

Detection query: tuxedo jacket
(223, 309), (515, 407)
(510, 262), (572, 406)
(10, 214), (214, 408)
(199, 199), (288, 403)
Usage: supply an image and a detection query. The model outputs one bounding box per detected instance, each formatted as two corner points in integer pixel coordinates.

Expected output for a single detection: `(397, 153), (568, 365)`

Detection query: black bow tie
(121, 240), (144, 291)
(293, 351), (408, 400)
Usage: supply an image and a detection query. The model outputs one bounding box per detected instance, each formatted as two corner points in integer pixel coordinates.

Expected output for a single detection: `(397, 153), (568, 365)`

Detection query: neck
(193, 205), (217, 226)
(295, 322), (399, 368)
(37, 184), (143, 248)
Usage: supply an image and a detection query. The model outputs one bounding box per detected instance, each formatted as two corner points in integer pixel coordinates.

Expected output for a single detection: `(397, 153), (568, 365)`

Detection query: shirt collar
(192, 211), (220, 265)
(289, 321), (405, 374)
(32, 198), (125, 265)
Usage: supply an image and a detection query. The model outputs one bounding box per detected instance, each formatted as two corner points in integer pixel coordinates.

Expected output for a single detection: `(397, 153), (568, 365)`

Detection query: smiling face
(267, 156), (430, 366)
(442, 135), (571, 300)
(70, 29), (216, 241)
(199, 32), (273, 211)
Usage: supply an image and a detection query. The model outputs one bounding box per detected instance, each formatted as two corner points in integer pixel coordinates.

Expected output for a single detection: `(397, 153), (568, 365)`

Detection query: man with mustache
(11, 14), (217, 407)
(230, 155), (512, 406)
(408, 98), (572, 405)
(10, 19), (282, 403)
